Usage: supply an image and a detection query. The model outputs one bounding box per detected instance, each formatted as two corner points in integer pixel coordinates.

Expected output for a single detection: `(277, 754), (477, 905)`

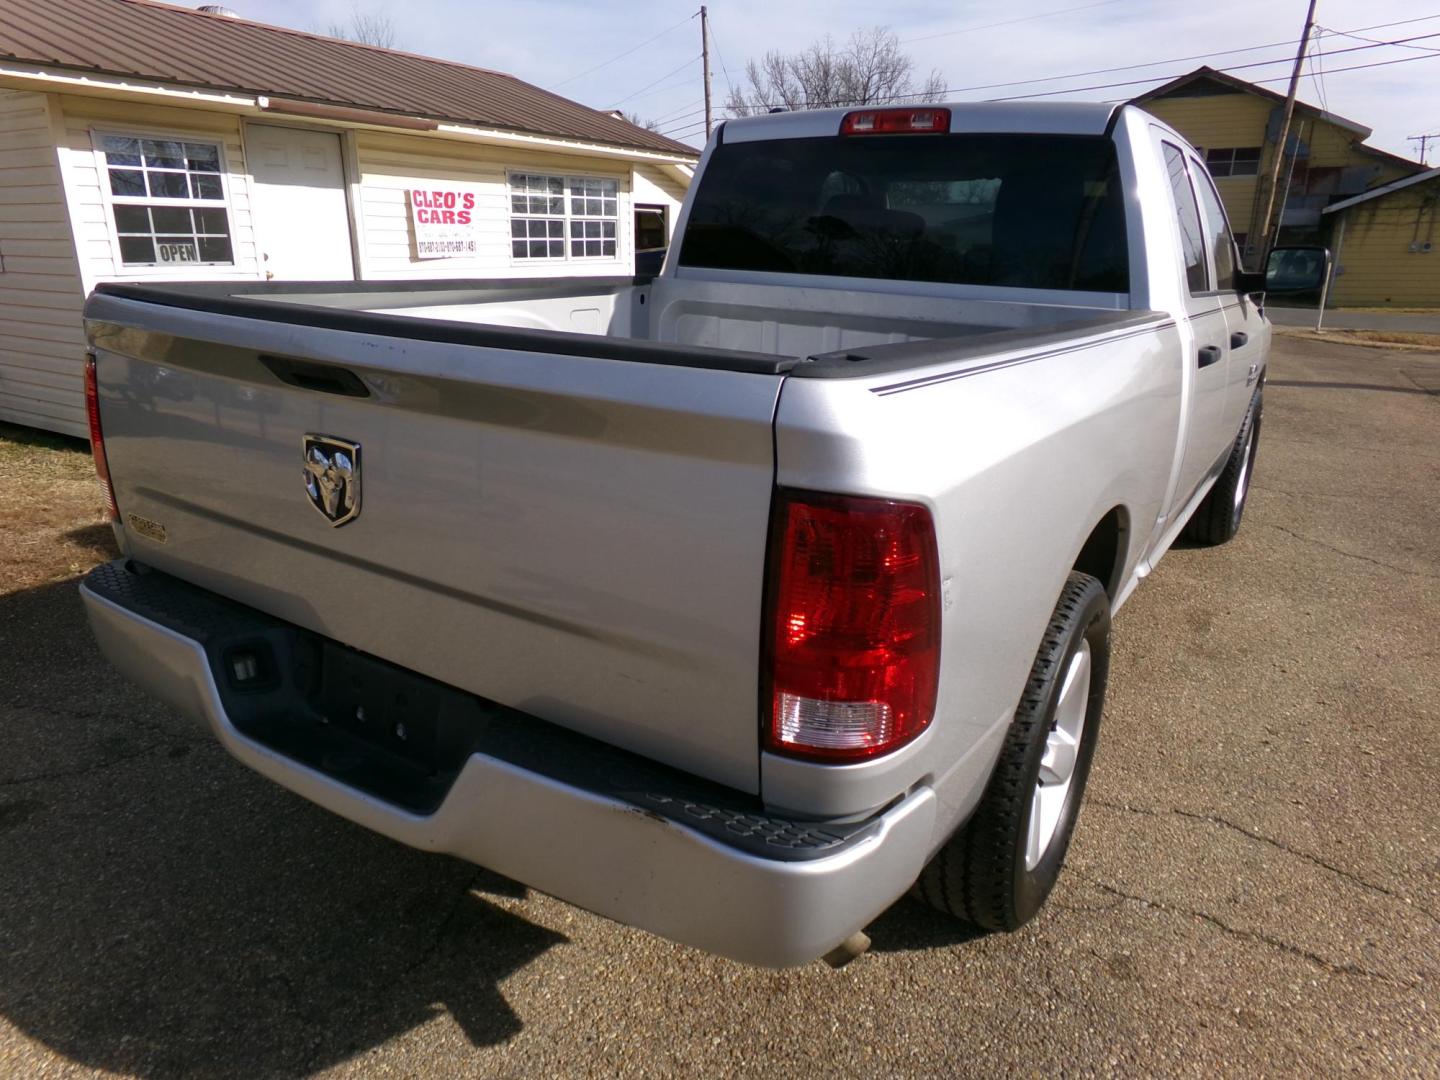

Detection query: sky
(226, 0), (1439, 159)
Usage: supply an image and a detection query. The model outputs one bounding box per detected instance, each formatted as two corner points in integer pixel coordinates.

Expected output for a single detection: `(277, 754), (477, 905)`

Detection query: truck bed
(90, 275), (1153, 379)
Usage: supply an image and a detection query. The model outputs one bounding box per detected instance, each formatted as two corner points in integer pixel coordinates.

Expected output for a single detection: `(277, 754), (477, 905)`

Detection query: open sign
(157, 242), (198, 263)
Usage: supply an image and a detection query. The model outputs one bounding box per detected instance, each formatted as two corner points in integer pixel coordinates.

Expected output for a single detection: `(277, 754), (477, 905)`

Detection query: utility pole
(700, 6), (713, 140)
(1253, 0), (1318, 268)
(1270, 119), (1310, 255)
(1408, 133), (1438, 165)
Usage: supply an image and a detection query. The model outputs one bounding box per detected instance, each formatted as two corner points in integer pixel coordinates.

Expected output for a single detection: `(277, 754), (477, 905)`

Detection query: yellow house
(0, 0), (698, 436)
(1320, 168), (1439, 308)
(1131, 68), (1438, 310)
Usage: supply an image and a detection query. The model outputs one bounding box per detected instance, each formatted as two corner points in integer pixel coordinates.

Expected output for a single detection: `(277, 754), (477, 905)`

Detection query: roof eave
(1323, 166), (1440, 214)
(0, 59), (699, 161)
(1132, 67), (1370, 138)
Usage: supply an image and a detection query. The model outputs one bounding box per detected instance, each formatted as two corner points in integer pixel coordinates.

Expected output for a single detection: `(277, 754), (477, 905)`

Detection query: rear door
(1158, 140), (1233, 506)
(1190, 160), (1264, 432)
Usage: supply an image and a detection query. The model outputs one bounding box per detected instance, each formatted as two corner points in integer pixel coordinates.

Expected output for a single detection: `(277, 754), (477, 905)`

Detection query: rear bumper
(80, 561), (936, 967)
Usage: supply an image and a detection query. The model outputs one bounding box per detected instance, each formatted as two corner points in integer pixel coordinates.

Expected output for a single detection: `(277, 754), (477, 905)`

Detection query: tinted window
(1191, 162), (1236, 291)
(1162, 143), (1207, 293)
(679, 134), (1128, 292)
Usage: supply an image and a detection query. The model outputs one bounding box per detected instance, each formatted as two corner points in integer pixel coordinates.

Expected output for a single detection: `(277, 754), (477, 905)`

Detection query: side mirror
(1265, 245), (1332, 293)
(1236, 245), (1332, 296)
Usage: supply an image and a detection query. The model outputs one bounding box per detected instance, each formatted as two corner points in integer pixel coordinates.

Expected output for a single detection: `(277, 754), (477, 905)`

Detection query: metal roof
(1323, 166), (1440, 215)
(0, 0), (697, 157)
(1131, 67), (1373, 140)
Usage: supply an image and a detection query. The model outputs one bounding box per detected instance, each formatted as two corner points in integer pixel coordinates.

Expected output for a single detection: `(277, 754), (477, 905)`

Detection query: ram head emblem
(302, 435), (362, 527)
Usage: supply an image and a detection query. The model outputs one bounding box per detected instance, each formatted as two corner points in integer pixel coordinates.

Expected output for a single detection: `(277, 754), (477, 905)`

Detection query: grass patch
(0, 421), (116, 593)
(1275, 327), (1440, 353)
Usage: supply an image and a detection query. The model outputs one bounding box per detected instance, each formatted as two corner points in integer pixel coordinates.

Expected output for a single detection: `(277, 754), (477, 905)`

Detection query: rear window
(679, 133), (1129, 292)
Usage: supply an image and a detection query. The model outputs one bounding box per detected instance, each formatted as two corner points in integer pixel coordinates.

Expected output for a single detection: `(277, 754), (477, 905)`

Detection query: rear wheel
(1182, 388), (1263, 546)
(915, 572), (1110, 931)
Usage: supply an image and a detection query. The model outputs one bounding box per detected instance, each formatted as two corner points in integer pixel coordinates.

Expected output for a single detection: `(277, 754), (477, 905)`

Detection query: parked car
(79, 101), (1325, 967)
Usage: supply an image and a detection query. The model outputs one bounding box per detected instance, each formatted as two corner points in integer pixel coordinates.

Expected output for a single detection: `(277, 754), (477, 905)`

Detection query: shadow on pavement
(864, 894), (987, 954)
(0, 576), (567, 1078)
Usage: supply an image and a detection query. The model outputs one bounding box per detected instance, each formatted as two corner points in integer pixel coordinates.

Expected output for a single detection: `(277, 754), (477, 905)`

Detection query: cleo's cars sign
(409, 187), (478, 259)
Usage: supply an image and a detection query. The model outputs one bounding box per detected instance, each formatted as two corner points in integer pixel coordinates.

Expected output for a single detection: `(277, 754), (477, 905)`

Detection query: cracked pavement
(0, 335), (1436, 1077)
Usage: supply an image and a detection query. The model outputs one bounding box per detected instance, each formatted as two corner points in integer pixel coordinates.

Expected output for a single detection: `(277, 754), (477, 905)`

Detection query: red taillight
(839, 107), (950, 135)
(764, 489), (941, 762)
(85, 354), (119, 522)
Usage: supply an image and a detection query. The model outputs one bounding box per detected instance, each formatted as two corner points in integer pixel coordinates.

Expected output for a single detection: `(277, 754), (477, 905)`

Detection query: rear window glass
(679, 134), (1129, 292)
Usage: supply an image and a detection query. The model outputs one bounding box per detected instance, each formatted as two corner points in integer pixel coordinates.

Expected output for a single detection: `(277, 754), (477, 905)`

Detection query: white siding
(1, 81), (695, 436)
(355, 130), (648, 279)
(53, 94), (263, 292)
(631, 164), (688, 241)
(0, 89), (86, 436)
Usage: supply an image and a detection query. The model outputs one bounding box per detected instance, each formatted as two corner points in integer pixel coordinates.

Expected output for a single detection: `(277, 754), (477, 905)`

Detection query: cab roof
(720, 101), (1121, 143)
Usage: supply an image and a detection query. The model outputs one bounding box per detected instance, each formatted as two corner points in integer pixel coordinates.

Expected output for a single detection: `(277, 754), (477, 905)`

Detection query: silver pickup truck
(79, 102), (1325, 967)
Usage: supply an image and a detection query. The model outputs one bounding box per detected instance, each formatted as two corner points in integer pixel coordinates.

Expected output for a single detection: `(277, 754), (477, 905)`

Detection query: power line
(651, 98), (705, 126)
(661, 122), (709, 143)
(902, 0), (1125, 45)
(1408, 132), (1440, 164)
(915, 13), (1440, 98)
(979, 29), (1440, 99)
(990, 44), (1440, 102)
(656, 108), (708, 134)
(618, 72), (704, 111)
(611, 53), (702, 107)
(1318, 24), (1440, 53)
(657, 116), (707, 137)
(1309, 29), (1331, 114)
(549, 11), (697, 91)
(712, 33), (734, 96)
(718, 17), (1440, 114)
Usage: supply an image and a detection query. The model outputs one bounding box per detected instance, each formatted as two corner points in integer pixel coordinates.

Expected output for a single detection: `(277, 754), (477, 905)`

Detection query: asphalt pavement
(0, 335), (1436, 1078)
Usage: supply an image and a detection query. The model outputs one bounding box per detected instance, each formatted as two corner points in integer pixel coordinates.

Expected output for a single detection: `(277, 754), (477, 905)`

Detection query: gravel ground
(0, 335), (1436, 1078)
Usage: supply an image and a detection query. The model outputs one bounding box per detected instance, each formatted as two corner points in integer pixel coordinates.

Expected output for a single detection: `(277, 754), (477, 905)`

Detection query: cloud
(233, 0), (1436, 158)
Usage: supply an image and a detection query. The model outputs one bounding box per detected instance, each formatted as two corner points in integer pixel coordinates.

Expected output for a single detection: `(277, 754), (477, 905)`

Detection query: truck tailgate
(86, 293), (781, 792)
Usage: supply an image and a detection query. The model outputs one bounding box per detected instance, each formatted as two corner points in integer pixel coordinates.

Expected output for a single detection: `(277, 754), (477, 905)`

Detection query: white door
(246, 124), (354, 281)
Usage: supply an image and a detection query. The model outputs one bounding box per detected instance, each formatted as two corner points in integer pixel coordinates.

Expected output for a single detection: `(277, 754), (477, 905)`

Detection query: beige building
(0, 0), (698, 436)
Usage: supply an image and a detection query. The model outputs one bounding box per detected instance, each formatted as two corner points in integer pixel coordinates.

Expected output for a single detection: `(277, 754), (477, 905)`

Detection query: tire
(915, 572), (1110, 932)
(1182, 387), (1263, 546)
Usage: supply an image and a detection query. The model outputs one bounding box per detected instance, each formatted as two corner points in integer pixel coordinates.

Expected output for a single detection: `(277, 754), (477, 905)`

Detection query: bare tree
(325, 8), (400, 49)
(725, 27), (944, 116)
(619, 111), (660, 132)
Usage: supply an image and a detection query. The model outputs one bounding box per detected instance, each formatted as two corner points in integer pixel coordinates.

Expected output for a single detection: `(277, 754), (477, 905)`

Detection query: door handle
(260, 355), (370, 397)
(1230, 331), (1249, 349)
(1198, 345), (1223, 368)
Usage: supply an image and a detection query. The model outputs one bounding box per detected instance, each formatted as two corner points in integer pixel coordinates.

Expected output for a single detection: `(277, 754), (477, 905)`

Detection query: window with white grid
(510, 173), (618, 260)
(97, 134), (235, 267)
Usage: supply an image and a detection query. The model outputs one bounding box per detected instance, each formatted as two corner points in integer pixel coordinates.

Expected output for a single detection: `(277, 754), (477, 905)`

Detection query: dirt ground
(0, 335), (1436, 1078)
(1277, 327), (1440, 353)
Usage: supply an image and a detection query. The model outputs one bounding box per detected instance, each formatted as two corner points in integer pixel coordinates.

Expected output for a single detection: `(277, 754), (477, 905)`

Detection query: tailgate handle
(261, 355), (370, 398)
(1198, 345), (1223, 368)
